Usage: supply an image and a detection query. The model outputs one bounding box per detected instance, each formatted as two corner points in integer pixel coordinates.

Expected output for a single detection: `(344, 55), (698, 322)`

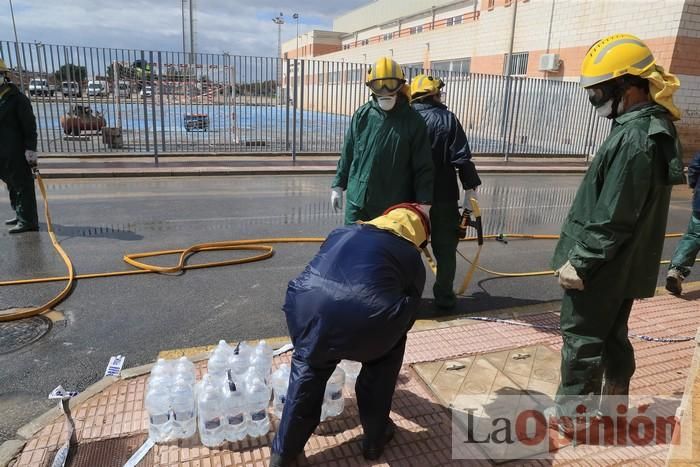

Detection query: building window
(409, 25), (423, 35)
(430, 58), (471, 74)
(446, 15), (463, 27)
(503, 51), (529, 76)
(383, 32), (393, 41)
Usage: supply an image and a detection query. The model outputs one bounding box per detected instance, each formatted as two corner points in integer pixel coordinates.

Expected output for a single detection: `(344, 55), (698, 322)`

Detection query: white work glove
(25, 150), (38, 167)
(556, 260), (584, 291)
(462, 188), (477, 211)
(331, 187), (344, 212)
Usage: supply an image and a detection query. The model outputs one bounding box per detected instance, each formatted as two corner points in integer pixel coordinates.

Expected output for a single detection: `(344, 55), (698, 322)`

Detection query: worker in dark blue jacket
(410, 74), (481, 309)
(270, 203), (430, 467)
(666, 152), (700, 295)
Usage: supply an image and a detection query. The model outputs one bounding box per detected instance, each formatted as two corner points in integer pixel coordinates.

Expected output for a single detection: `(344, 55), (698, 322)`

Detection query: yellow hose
(0, 174), (692, 322)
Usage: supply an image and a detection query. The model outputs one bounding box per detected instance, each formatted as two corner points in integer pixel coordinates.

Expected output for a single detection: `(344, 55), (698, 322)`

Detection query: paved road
(0, 174), (693, 443)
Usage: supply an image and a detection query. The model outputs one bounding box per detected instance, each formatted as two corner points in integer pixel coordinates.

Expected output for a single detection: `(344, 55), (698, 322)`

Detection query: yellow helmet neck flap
(362, 205), (429, 249)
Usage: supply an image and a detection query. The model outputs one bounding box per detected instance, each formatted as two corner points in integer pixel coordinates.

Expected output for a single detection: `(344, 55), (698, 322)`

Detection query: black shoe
(4, 218), (18, 226)
(269, 452), (292, 467)
(8, 223), (39, 234)
(362, 420), (396, 460)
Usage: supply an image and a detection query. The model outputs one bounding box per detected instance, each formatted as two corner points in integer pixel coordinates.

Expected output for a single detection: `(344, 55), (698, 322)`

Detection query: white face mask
(594, 97), (625, 119)
(377, 95), (397, 111)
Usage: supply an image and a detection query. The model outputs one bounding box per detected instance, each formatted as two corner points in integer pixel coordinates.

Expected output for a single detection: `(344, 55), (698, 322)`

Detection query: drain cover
(0, 314), (51, 354)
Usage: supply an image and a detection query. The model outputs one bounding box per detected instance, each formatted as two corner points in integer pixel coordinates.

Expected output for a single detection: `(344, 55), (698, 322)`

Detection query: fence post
(285, 59), (290, 151)
(141, 51), (151, 154)
(300, 59), (305, 152)
(292, 59), (298, 163)
(501, 75), (512, 162)
(149, 51), (159, 163)
(157, 51), (166, 157)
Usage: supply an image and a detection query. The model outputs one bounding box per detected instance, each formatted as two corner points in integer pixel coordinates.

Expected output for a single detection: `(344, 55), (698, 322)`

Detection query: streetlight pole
(272, 12), (284, 105)
(293, 13), (299, 58)
(8, 0), (24, 92)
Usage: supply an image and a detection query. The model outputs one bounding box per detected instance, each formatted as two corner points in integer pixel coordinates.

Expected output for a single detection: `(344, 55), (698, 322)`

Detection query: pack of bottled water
(145, 357), (197, 443)
(147, 340), (350, 447)
(197, 339), (274, 447)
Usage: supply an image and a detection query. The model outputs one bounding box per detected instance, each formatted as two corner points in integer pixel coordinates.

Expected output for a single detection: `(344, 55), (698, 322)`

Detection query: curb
(0, 440), (25, 467)
(36, 165), (588, 179)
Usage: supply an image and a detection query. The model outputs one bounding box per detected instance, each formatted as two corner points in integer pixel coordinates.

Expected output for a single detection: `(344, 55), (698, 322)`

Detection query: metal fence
(0, 41), (610, 157)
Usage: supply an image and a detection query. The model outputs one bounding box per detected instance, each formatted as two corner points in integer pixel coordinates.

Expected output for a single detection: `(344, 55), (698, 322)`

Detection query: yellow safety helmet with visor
(410, 74), (445, 100)
(366, 57), (406, 96)
(580, 33), (655, 89)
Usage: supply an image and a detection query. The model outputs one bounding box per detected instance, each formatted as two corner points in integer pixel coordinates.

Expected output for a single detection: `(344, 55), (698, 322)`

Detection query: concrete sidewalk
(33, 155), (590, 178)
(3, 287), (698, 467)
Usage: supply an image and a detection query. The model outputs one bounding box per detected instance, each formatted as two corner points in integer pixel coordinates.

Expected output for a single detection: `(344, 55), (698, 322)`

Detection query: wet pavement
(0, 174), (694, 444)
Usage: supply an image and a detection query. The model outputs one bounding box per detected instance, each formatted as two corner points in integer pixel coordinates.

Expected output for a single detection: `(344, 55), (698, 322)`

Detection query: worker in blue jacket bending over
(270, 203), (431, 466)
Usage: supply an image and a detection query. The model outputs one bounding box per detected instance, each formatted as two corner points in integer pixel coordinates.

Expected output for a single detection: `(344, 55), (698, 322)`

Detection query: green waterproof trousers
(430, 202), (460, 308)
(669, 214), (700, 277)
(1, 167), (38, 228)
(555, 290), (635, 416)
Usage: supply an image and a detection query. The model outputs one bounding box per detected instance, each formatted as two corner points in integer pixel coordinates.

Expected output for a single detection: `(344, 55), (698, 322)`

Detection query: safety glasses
(367, 78), (403, 96)
(586, 84), (615, 107)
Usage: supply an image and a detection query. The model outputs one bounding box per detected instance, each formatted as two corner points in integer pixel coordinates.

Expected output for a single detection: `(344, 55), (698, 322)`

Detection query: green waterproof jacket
(0, 83), (37, 179)
(552, 103), (684, 298)
(332, 96), (434, 219)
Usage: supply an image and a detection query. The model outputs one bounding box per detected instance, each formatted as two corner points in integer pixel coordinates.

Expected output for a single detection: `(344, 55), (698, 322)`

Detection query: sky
(1, 0), (370, 57)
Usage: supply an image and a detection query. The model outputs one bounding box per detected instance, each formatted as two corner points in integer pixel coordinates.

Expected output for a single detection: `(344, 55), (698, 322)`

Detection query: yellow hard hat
(366, 57), (405, 96)
(0, 59), (8, 73)
(410, 74), (444, 99)
(362, 203), (430, 249)
(580, 33), (656, 88)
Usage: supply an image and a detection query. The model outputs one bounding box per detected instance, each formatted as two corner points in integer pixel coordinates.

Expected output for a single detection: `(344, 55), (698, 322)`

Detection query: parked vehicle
(59, 105), (106, 136)
(87, 80), (107, 97)
(139, 84), (153, 97)
(117, 81), (131, 98)
(29, 79), (55, 96)
(61, 81), (82, 97)
(184, 114), (209, 132)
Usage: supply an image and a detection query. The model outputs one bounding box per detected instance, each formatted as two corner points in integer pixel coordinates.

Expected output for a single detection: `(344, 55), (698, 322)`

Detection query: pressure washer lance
(456, 197), (484, 295)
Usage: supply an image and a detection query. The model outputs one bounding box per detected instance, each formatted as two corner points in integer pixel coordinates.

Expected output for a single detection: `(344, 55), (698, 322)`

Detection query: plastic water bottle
(207, 348), (230, 382)
(170, 380), (196, 439)
(197, 376), (225, 447)
(223, 372), (248, 441)
(246, 376), (271, 437)
(229, 348), (249, 377)
(250, 340), (273, 380)
(271, 364), (291, 419)
(174, 357), (196, 387)
(339, 360), (361, 392)
(145, 383), (172, 442)
(323, 367), (346, 418)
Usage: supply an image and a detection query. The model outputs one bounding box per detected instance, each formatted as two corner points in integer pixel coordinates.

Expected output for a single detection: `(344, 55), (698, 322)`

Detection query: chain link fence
(1, 41), (610, 158)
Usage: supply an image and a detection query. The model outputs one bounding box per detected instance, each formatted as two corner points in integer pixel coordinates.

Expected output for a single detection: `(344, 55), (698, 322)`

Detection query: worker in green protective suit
(550, 34), (685, 424)
(331, 57), (433, 225)
(665, 151), (700, 295)
(0, 59), (39, 234)
(410, 74), (481, 309)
